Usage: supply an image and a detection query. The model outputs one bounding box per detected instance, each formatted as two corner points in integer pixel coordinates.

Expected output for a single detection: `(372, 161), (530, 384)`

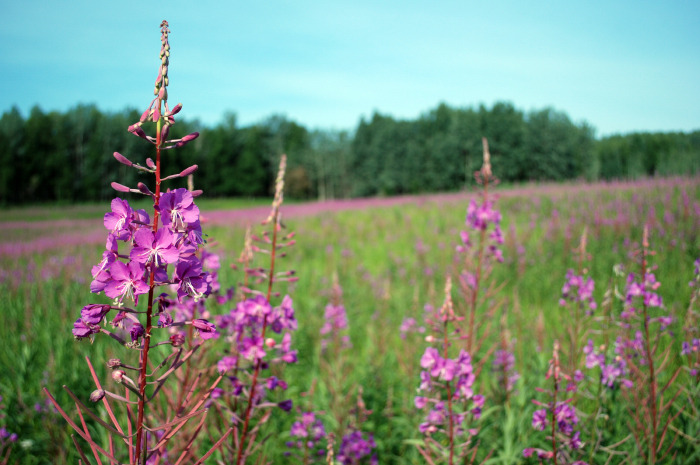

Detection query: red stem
(640, 239), (658, 463)
(467, 176), (489, 353)
(235, 216), (280, 465)
(134, 102), (162, 462)
(443, 319), (455, 465)
(551, 371), (558, 465)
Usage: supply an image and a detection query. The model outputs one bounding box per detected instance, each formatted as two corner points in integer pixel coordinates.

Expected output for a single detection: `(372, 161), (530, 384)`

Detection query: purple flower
(277, 399), (293, 412)
(420, 347), (441, 371)
(242, 294), (273, 320)
(337, 430), (377, 465)
(192, 318), (217, 340)
(72, 318), (99, 339)
(174, 258), (208, 302)
(104, 198), (133, 240)
(130, 228), (179, 267)
(130, 322), (145, 342)
(532, 409), (547, 431)
(80, 304), (111, 325)
(217, 356), (237, 373)
(104, 260), (150, 303)
(159, 188), (199, 229)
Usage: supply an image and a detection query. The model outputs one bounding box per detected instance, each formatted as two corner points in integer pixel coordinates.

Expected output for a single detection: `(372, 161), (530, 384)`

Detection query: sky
(1, 0), (699, 137)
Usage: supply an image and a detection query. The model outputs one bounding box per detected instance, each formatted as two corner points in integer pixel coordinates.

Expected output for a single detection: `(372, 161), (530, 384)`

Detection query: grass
(0, 177), (699, 464)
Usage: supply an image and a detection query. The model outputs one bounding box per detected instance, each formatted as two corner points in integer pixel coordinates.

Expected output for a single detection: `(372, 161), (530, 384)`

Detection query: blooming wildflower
(80, 304), (111, 325)
(191, 318), (217, 340)
(532, 409), (547, 431)
(104, 260), (150, 303)
(174, 258), (208, 302)
(337, 429), (377, 465)
(104, 198), (133, 240)
(493, 349), (520, 392)
(130, 228), (179, 267)
(72, 318), (99, 339)
(286, 411), (327, 460)
(159, 188), (199, 229)
(560, 269), (597, 313)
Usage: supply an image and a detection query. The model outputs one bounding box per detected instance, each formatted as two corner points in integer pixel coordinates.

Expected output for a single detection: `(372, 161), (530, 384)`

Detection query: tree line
(1, 102), (698, 205)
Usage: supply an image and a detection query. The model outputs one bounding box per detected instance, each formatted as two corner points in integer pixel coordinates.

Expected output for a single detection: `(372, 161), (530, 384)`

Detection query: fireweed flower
(215, 294), (297, 404)
(559, 269), (597, 314)
(415, 278), (482, 462)
(525, 342), (588, 464)
(104, 260), (150, 304)
(456, 198), (504, 263)
(159, 188), (200, 230)
(492, 348), (520, 393)
(285, 411), (327, 461)
(104, 198), (134, 240)
(320, 302), (351, 351)
(582, 339), (632, 388)
(337, 430), (378, 465)
(130, 228), (179, 267)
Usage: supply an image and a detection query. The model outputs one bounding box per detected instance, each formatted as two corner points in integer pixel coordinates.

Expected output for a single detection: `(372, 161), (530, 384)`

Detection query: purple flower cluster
(456, 198), (504, 263)
(621, 271), (664, 321)
(337, 429), (377, 465)
(559, 269), (597, 314)
(525, 401), (587, 462)
(399, 317), (425, 340)
(320, 303), (351, 351)
(583, 339), (633, 388)
(215, 294), (297, 407)
(285, 411), (327, 461)
(73, 188), (213, 342)
(524, 343), (588, 464)
(523, 401), (585, 465)
(492, 349), (520, 393)
(0, 395), (18, 447)
(415, 347), (484, 436)
(681, 338), (699, 377)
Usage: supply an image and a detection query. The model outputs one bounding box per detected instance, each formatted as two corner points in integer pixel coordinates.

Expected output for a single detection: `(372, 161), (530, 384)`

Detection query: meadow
(1, 174), (699, 464)
(1, 19), (699, 465)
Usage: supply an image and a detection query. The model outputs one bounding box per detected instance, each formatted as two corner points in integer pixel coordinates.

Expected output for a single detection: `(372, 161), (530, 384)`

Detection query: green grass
(1, 179), (699, 464)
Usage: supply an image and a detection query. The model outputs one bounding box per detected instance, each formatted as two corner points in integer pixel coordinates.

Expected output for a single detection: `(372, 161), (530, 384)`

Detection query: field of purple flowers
(1, 20), (699, 465)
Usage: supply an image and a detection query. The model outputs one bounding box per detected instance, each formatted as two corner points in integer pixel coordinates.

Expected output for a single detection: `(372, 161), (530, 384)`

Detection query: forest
(1, 101), (699, 205)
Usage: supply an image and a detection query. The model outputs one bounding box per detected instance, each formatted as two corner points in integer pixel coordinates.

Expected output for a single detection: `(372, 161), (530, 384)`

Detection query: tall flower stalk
(44, 21), (228, 464)
(456, 137), (504, 358)
(617, 226), (682, 463)
(211, 155), (298, 464)
(415, 278), (484, 464)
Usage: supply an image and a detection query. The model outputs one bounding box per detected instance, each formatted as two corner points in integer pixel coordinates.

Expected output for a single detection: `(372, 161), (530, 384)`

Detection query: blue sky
(1, 0), (698, 136)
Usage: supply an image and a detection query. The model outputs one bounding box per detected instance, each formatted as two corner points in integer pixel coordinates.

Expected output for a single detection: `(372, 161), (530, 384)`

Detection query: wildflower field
(1, 173), (699, 464)
(1, 20), (699, 465)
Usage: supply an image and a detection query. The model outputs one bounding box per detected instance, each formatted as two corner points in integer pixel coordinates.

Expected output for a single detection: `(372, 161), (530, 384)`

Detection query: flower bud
(170, 103), (182, 115)
(152, 109), (161, 122)
(175, 132), (199, 148)
(137, 182), (153, 196)
(112, 370), (125, 383)
(170, 333), (185, 347)
(113, 152), (133, 167)
(146, 158), (156, 169)
(128, 125), (148, 140)
(107, 358), (121, 368)
(265, 338), (276, 348)
(111, 182), (131, 193)
(89, 389), (106, 402)
(179, 165), (198, 177)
